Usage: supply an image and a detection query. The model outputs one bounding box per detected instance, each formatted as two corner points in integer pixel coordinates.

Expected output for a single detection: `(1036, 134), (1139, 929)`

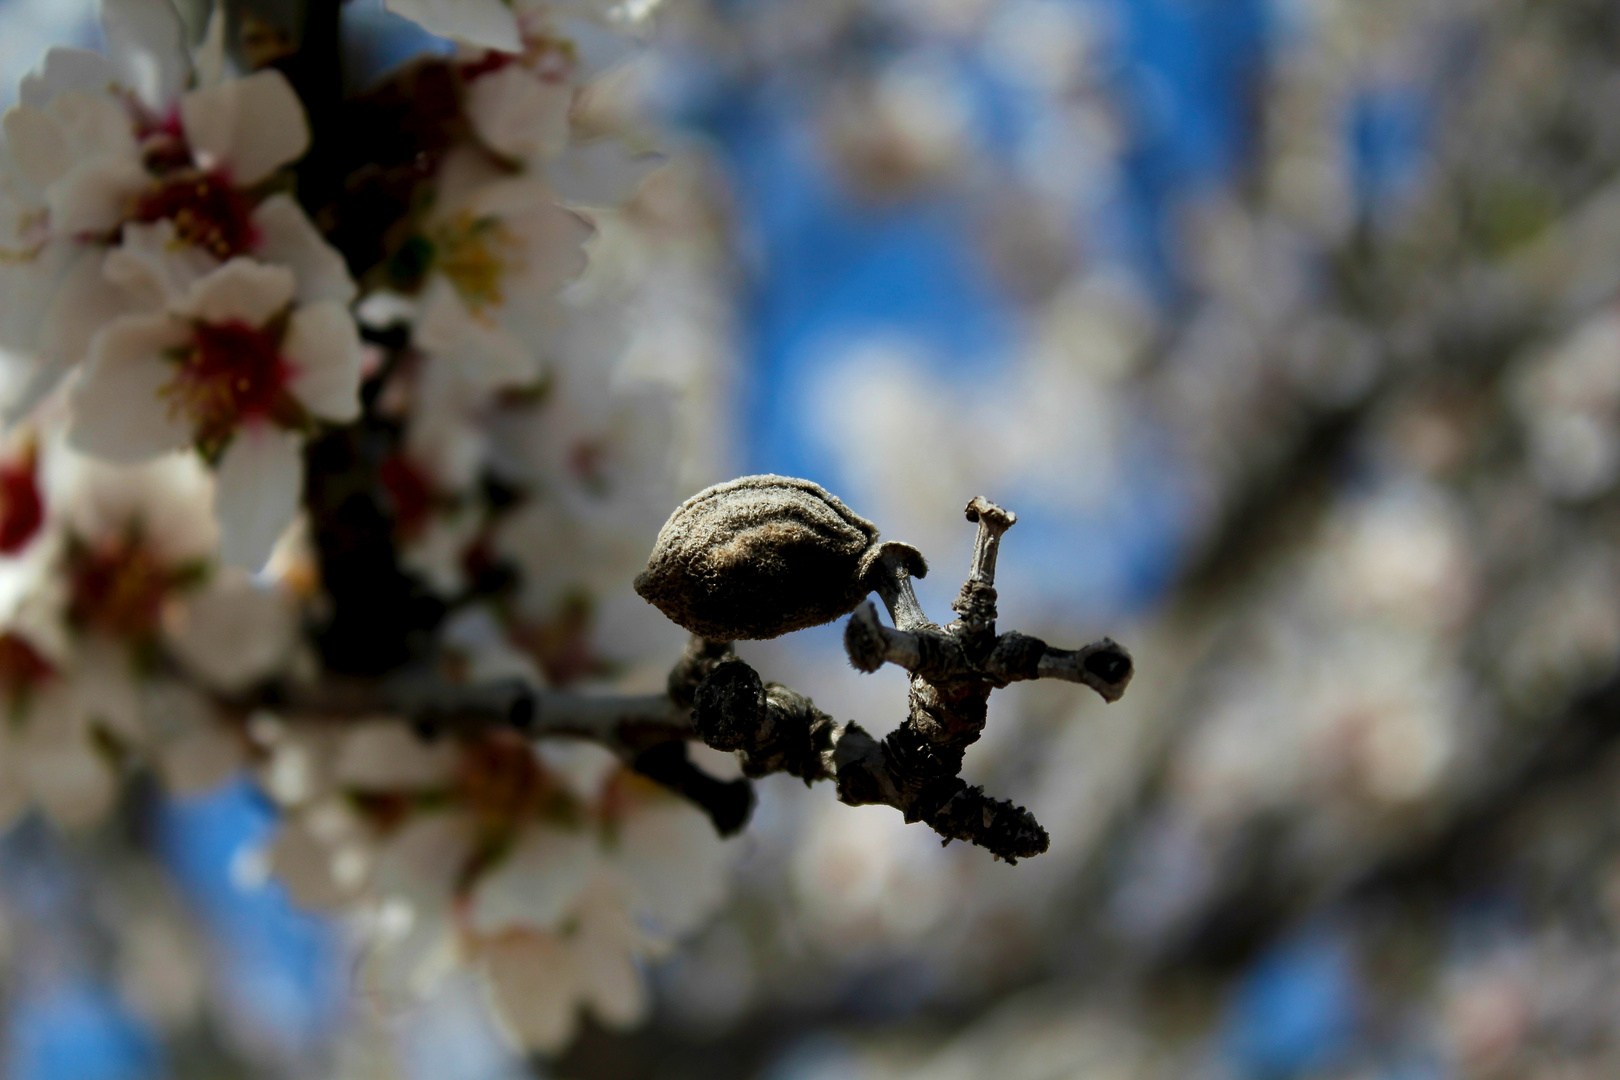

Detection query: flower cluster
(0, 0), (732, 1059)
(265, 720), (727, 1048)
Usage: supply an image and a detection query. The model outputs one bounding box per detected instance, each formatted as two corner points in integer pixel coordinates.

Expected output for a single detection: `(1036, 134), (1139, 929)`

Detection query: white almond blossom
(369, 145), (591, 596)
(492, 380), (673, 647)
(266, 719), (730, 1051)
(0, 437), (298, 831)
(445, 2), (666, 195)
(0, 5), (350, 416)
(0, 0), (741, 1067)
(68, 258), (363, 568)
(411, 145), (591, 404)
(461, 45), (575, 169)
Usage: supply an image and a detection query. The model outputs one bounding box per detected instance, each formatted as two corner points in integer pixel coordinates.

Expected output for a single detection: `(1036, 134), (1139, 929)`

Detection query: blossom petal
(19, 48), (116, 108)
(385, 0), (522, 52)
(214, 425), (303, 570)
(26, 738), (117, 829)
(399, 510), (483, 596)
(415, 278), (539, 393)
(157, 725), (241, 796)
(2, 105), (71, 189)
(101, 0), (191, 109)
(333, 721), (459, 790)
(104, 220), (219, 310)
(6, 88), (139, 198)
(270, 819), (356, 911)
(55, 89), (140, 156)
(21, 682), (118, 830)
(404, 391), (488, 492)
(283, 302), (362, 422)
(357, 891), (456, 1002)
(534, 740), (619, 801)
(372, 814), (468, 895)
(468, 826), (595, 934)
(0, 244), (70, 351)
(576, 903), (646, 1029)
(618, 800), (730, 937)
(465, 65), (571, 166)
(548, 141), (665, 207)
(49, 449), (220, 565)
(69, 316), (194, 462)
(49, 154), (149, 235)
(194, 3), (226, 89)
(74, 638), (143, 742)
(483, 931), (581, 1051)
(165, 573), (298, 692)
(469, 178), (593, 297)
(179, 70), (309, 187)
(179, 258), (296, 327)
(251, 194), (357, 306)
(137, 677), (237, 797)
(36, 243), (137, 366)
(429, 144), (507, 216)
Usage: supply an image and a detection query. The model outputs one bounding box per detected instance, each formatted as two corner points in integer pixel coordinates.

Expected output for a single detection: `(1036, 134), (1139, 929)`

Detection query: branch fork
(689, 495), (1134, 863)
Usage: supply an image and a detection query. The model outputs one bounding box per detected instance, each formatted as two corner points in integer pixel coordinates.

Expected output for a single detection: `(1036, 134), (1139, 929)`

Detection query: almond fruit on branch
(637, 476), (1134, 863)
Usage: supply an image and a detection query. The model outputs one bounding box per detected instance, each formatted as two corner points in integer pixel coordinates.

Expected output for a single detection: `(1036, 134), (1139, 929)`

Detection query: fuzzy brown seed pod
(634, 474), (926, 640)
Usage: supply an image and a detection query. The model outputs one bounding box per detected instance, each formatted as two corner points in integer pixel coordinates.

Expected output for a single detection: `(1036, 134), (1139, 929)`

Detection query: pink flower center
(133, 170), (258, 259)
(164, 319), (295, 456)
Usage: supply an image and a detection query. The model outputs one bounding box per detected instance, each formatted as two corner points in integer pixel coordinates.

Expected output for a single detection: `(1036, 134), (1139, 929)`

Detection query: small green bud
(634, 474), (925, 640)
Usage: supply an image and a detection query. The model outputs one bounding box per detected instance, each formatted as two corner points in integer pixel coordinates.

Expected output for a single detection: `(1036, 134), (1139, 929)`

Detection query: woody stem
(951, 496), (1016, 638)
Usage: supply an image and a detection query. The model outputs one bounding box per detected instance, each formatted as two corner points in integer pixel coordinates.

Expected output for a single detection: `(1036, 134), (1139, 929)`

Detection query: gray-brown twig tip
(964, 495), (1016, 530)
(1062, 638), (1134, 702)
(844, 601), (888, 673)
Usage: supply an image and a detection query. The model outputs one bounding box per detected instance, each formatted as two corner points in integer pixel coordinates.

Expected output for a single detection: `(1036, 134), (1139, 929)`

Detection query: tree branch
(253, 668), (757, 836)
(687, 495), (1134, 863)
(693, 658), (1051, 862)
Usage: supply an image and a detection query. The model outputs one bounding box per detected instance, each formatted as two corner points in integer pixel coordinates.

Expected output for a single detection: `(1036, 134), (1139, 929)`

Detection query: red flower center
(459, 51), (518, 82)
(0, 632), (53, 705)
(0, 452), (43, 556)
(378, 453), (436, 541)
(132, 169), (258, 259)
(165, 319), (294, 456)
(68, 534), (179, 641)
(568, 440), (610, 494)
(513, 595), (608, 688)
(461, 35), (577, 83)
(458, 732), (565, 827)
